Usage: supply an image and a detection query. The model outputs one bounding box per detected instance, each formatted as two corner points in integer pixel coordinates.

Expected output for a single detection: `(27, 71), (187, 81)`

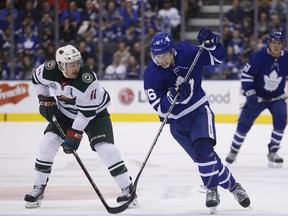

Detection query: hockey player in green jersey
(24, 44), (137, 209)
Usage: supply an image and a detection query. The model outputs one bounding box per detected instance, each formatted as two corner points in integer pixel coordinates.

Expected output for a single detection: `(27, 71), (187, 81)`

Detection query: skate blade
(25, 200), (41, 208)
(209, 207), (217, 214)
(268, 161), (283, 168)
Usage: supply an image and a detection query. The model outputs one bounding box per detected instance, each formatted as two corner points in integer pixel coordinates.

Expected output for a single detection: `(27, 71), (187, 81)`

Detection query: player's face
(65, 60), (81, 79)
(154, 52), (174, 68)
(269, 40), (283, 57)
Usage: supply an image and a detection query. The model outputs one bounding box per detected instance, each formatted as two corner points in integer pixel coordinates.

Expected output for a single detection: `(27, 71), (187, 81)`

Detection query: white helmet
(55, 45), (81, 77)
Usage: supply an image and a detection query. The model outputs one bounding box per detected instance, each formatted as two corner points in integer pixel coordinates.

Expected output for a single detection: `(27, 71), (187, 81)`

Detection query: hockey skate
(230, 183), (250, 208)
(206, 188), (220, 214)
(24, 184), (46, 208)
(267, 150), (283, 168)
(225, 149), (238, 164)
(117, 183), (138, 208)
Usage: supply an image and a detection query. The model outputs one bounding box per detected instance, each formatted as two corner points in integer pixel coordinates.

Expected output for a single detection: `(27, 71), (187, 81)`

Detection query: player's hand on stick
(245, 89), (258, 108)
(167, 82), (191, 104)
(38, 95), (58, 122)
(197, 28), (219, 49)
(62, 129), (83, 154)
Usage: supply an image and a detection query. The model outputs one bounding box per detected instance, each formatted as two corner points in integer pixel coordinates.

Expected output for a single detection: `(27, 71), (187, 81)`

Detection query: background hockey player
(24, 45), (137, 208)
(143, 29), (251, 213)
(225, 31), (288, 168)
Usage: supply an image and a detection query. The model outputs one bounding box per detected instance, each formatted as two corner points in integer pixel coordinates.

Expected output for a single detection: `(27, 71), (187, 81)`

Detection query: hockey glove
(167, 82), (191, 104)
(245, 89), (258, 108)
(197, 28), (219, 49)
(62, 129), (83, 154)
(38, 95), (58, 122)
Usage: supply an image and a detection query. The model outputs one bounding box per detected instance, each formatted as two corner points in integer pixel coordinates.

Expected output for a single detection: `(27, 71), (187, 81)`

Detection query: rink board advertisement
(0, 80), (271, 123)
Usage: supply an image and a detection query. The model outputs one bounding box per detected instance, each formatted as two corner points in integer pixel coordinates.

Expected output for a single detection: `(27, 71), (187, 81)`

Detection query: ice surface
(1, 122), (288, 215)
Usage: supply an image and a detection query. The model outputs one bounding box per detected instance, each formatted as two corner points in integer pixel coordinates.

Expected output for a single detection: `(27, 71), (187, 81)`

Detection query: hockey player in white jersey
(24, 45), (137, 208)
(143, 29), (251, 213)
(225, 31), (288, 168)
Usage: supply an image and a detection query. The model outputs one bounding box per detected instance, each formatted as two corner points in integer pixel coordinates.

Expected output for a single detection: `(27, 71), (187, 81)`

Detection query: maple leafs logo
(175, 76), (194, 97)
(263, 70), (282, 92)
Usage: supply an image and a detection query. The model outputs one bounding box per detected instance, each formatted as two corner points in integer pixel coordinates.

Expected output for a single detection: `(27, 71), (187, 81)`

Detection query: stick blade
(107, 202), (129, 214)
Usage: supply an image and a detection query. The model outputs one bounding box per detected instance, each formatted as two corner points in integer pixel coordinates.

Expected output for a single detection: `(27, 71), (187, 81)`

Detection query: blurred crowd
(203, 0), (287, 80)
(0, 0), (183, 80)
(0, 0), (287, 80)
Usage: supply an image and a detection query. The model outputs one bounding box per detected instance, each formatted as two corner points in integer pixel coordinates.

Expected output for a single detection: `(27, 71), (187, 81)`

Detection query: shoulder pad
(42, 60), (62, 81)
(72, 65), (97, 92)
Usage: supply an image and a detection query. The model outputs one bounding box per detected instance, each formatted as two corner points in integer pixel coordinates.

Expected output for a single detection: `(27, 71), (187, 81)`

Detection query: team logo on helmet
(82, 73), (93, 83)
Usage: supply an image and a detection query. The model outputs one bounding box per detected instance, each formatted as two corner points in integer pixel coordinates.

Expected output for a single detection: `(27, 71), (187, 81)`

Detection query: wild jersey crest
(82, 73), (93, 83)
(44, 60), (56, 70)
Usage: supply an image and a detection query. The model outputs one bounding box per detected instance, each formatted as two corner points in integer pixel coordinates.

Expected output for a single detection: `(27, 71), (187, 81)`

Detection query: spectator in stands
(111, 15), (126, 42)
(103, 1), (120, 23)
(12, 47), (26, 80)
(221, 46), (243, 80)
(225, 0), (245, 29)
(0, 50), (9, 80)
(130, 40), (141, 64)
(33, 45), (48, 69)
(21, 55), (34, 80)
(229, 29), (244, 57)
(268, 12), (286, 33)
(37, 11), (54, 46)
(60, 0), (81, 28)
(126, 55), (141, 79)
(18, 0), (40, 25)
(103, 53), (127, 80)
(221, 23), (233, 48)
(0, 24), (12, 51)
(120, 0), (139, 30)
(48, 0), (67, 13)
(257, 11), (270, 38)
(153, 15), (171, 35)
(45, 42), (56, 60)
(0, 0), (18, 23)
(240, 0), (253, 19)
(158, 0), (181, 40)
(80, 0), (98, 23)
(124, 23), (141, 48)
(78, 40), (91, 64)
(270, 0), (287, 21)
(101, 18), (114, 42)
(21, 13), (37, 34)
(38, 0), (54, 17)
(113, 40), (131, 66)
(86, 56), (99, 77)
(59, 17), (77, 45)
(184, 0), (202, 19)
(143, 3), (157, 29)
(258, 0), (272, 15)
(17, 24), (40, 57)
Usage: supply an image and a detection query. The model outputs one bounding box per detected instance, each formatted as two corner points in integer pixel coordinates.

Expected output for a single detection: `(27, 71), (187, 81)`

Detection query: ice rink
(1, 121), (288, 216)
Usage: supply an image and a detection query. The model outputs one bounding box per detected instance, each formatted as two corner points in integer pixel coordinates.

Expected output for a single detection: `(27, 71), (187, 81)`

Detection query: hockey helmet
(268, 31), (284, 43)
(150, 32), (174, 56)
(55, 45), (81, 77)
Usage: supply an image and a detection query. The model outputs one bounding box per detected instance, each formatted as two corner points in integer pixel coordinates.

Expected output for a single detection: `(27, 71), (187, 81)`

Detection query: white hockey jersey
(32, 60), (111, 130)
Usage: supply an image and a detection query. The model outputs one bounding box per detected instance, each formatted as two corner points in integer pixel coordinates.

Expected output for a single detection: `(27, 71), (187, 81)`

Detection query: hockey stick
(240, 95), (288, 109)
(52, 115), (132, 214)
(129, 42), (206, 201)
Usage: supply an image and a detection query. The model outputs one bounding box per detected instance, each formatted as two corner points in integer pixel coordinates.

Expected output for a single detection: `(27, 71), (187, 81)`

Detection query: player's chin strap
(52, 115), (132, 214)
(128, 41), (206, 203)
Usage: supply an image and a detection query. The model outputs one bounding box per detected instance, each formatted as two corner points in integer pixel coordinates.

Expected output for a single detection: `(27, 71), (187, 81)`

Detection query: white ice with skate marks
(1, 122), (288, 215)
